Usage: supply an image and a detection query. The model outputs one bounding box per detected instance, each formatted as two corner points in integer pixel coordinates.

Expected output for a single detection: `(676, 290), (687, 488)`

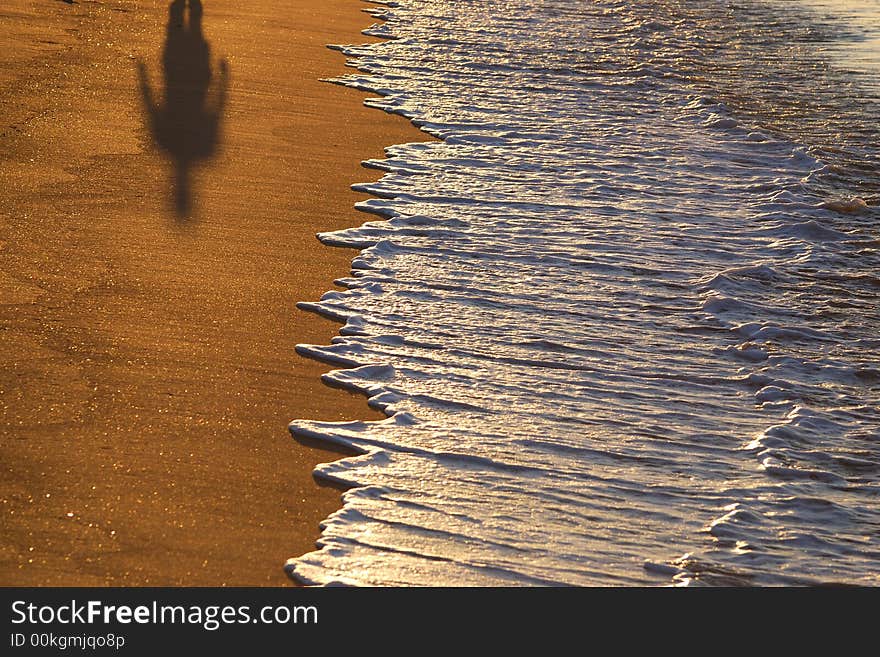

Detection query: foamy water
(287, 0), (880, 586)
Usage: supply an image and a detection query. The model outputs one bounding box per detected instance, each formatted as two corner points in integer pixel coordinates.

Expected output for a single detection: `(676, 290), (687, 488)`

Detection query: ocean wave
(287, 0), (880, 586)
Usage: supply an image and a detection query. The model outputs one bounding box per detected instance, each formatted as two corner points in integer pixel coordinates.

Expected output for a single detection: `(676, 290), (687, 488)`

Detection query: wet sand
(0, 0), (428, 585)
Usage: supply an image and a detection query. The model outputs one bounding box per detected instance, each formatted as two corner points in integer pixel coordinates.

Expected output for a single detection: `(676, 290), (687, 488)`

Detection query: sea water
(287, 0), (880, 586)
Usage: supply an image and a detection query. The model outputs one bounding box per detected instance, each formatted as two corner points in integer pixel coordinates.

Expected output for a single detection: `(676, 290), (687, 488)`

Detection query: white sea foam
(287, 0), (880, 586)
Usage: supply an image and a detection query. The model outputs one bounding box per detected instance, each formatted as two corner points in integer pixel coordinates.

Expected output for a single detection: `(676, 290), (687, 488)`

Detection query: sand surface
(0, 0), (428, 585)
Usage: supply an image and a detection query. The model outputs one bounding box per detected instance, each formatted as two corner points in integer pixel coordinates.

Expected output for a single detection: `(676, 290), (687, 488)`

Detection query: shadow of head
(138, 0), (229, 219)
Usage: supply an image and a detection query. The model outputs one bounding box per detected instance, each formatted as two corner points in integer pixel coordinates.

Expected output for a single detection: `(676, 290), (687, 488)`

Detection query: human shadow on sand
(138, 0), (228, 218)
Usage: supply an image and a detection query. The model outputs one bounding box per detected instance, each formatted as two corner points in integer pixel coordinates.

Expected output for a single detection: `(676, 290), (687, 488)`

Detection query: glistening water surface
(288, 0), (880, 586)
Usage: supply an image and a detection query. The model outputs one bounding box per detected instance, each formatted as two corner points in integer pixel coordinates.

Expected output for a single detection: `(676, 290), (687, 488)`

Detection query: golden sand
(0, 0), (429, 585)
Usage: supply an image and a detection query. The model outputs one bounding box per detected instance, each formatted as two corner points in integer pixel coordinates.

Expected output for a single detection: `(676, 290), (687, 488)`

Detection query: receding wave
(287, 0), (880, 586)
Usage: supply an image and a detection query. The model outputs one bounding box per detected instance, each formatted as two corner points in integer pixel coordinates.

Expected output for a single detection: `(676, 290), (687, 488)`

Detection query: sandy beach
(0, 0), (428, 585)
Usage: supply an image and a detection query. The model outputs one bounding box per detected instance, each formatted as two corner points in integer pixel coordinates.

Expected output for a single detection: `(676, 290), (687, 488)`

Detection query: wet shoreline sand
(0, 0), (428, 585)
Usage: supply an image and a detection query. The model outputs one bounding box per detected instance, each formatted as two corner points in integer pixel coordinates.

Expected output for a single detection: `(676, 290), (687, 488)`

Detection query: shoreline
(0, 0), (429, 585)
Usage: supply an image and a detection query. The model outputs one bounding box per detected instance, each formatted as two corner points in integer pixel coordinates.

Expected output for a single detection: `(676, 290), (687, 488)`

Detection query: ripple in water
(287, 0), (880, 586)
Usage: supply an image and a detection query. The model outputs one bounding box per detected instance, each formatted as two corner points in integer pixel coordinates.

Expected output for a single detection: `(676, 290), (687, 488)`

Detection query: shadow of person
(138, 0), (228, 218)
